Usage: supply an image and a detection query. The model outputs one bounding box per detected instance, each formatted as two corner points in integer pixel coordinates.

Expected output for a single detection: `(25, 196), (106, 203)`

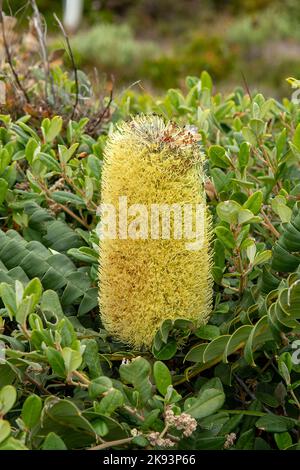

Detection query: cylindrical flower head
(99, 115), (213, 348)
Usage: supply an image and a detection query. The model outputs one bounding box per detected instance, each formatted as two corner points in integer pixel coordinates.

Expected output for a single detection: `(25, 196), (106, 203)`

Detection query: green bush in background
(69, 23), (158, 74)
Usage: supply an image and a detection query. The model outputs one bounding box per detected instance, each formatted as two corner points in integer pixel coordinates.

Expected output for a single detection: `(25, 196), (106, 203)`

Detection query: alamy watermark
(291, 339), (300, 365)
(97, 196), (206, 251)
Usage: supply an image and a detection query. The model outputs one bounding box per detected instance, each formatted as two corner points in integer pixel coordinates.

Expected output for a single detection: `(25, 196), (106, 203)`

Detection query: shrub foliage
(1, 53), (300, 450)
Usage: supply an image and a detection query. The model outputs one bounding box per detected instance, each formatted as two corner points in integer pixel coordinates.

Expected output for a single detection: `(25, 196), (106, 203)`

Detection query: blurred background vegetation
(3, 0), (300, 98)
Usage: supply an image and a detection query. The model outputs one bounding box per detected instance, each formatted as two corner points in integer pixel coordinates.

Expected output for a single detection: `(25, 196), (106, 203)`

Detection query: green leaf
(83, 339), (102, 378)
(132, 435), (149, 447)
(238, 209), (259, 225)
(91, 419), (109, 437)
(271, 195), (292, 223)
(0, 282), (17, 319)
(97, 389), (124, 415)
(276, 128), (287, 158)
(51, 191), (85, 208)
(41, 116), (63, 143)
(223, 325), (252, 362)
(89, 377), (113, 399)
(293, 123), (300, 151)
(67, 247), (98, 264)
(203, 336), (231, 362)
(165, 385), (182, 405)
(23, 277), (43, 306)
(184, 387), (225, 419)
(25, 138), (40, 164)
(46, 347), (66, 377)
(84, 176), (94, 201)
(78, 287), (98, 316)
(216, 200), (240, 224)
(61, 347), (82, 375)
(214, 100), (234, 120)
(58, 143), (79, 164)
(119, 356), (152, 405)
(215, 226), (235, 250)
(159, 319), (173, 343)
(42, 432), (67, 450)
(211, 168), (232, 192)
(236, 429), (255, 450)
(195, 325), (220, 340)
(274, 432), (293, 450)
(141, 409), (160, 431)
(152, 339), (177, 360)
(201, 71), (213, 91)
(0, 420), (10, 443)
(256, 415), (296, 433)
(253, 250), (272, 266)
(40, 398), (96, 448)
(21, 394), (42, 429)
(278, 360), (291, 386)
(0, 385), (17, 416)
(15, 295), (35, 326)
(153, 361), (172, 396)
(249, 118), (265, 136)
(185, 343), (207, 362)
(37, 152), (61, 172)
(208, 145), (231, 169)
(244, 316), (270, 366)
(0, 436), (28, 450)
(242, 126), (257, 145)
(243, 191), (263, 215)
(245, 240), (256, 264)
(0, 148), (11, 175)
(238, 142), (250, 170)
(0, 178), (8, 205)
(40, 290), (65, 319)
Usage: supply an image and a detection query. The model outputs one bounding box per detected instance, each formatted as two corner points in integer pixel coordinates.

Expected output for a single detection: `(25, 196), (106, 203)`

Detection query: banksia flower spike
(98, 115), (212, 348)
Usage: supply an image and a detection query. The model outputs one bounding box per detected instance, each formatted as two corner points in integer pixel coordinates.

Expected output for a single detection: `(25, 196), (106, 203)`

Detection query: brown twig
(63, 173), (98, 211)
(241, 70), (252, 102)
(53, 13), (78, 119)
(88, 436), (134, 451)
(0, 0), (30, 103)
(72, 369), (91, 385)
(37, 177), (90, 229)
(261, 208), (280, 238)
(48, 197), (90, 229)
(234, 373), (273, 415)
(123, 405), (145, 422)
(87, 76), (114, 133)
(30, 0), (56, 105)
(24, 372), (51, 396)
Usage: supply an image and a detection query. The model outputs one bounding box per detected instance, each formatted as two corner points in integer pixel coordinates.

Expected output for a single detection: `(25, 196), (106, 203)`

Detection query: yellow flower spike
(98, 115), (213, 348)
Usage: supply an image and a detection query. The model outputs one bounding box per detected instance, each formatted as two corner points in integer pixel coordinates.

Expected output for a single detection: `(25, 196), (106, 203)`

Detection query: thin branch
(261, 209), (280, 238)
(24, 372), (51, 395)
(37, 177), (90, 229)
(0, 0), (30, 103)
(234, 373), (272, 415)
(30, 0), (55, 105)
(72, 370), (91, 385)
(53, 13), (78, 119)
(123, 405), (145, 422)
(241, 70), (252, 102)
(48, 197), (90, 229)
(88, 436), (134, 451)
(63, 173), (98, 211)
(87, 76), (114, 133)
